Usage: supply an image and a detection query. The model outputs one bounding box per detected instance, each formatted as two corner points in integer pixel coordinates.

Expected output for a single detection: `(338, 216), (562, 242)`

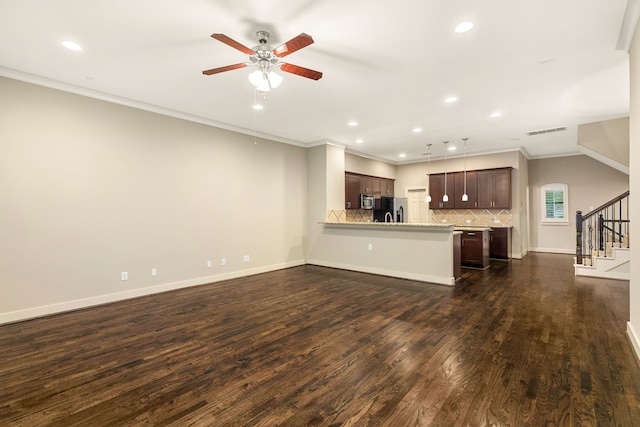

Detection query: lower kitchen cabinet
(453, 232), (461, 281)
(489, 227), (512, 260)
(460, 230), (489, 269)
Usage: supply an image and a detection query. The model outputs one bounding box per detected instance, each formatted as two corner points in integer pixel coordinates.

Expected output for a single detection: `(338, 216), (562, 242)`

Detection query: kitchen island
(308, 222), (457, 286)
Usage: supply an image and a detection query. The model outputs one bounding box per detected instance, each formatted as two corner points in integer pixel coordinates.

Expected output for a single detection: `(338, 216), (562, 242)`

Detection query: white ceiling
(0, 0), (631, 162)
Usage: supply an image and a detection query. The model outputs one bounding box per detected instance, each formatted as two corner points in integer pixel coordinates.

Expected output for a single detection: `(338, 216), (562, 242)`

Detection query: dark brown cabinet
(345, 174), (361, 209)
(477, 168), (512, 209)
(428, 173), (455, 210)
(359, 176), (374, 195)
(345, 172), (394, 209)
(381, 179), (394, 196)
(453, 232), (461, 281)
(454, 170), (478, 209)
(489, 227), (512, 259)
(430, 167), (511, 210)
(460, 229), (489, 268)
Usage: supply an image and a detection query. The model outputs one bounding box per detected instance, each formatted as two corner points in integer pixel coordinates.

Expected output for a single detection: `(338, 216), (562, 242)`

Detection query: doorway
(407, 188), (428, 223)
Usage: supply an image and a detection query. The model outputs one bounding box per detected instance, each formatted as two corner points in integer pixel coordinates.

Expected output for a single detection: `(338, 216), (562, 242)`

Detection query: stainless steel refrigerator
(374, 197), (408, 222)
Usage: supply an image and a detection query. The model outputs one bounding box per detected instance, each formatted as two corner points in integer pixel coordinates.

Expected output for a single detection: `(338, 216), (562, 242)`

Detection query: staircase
(575, 191), (630, 280)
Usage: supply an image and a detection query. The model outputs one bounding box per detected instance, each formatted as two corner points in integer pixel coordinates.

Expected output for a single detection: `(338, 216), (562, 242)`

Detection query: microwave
(360, 194), (375, 209)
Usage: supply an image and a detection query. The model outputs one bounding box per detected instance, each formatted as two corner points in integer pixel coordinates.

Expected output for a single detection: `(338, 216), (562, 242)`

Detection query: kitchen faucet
(385, 212), (393, 223)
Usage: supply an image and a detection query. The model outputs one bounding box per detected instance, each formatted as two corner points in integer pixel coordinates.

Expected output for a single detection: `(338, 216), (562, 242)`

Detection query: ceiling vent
(525, 126), (567, 136)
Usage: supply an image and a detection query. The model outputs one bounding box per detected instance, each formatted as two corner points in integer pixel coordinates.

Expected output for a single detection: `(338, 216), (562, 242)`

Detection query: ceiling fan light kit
(248, 69), (283, 92)
(203, 30), (322, 92)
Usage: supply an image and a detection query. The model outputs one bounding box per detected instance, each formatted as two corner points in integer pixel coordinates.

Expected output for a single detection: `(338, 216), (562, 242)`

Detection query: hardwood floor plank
(0, 254), (639, 425)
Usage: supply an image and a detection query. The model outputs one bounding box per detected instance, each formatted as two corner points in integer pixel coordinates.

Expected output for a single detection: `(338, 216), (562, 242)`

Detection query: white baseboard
(529, 247), (575, 255)
(628, 322), (640, 364)
(0, 260), (305, 325)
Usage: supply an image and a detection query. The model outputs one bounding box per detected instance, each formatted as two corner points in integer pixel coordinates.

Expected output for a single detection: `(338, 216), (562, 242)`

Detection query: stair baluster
(575, 191), (629, 268)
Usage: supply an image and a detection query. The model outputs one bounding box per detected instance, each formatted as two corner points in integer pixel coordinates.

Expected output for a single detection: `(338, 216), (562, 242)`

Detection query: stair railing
(576, 191), (629, 265)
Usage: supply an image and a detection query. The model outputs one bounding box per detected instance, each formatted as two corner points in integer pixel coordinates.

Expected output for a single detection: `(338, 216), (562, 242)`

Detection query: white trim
(0, 260), (305, 325)
(0, 66), (308, 149)
(541, 183), (569, 224)
(405, 186), (428, 194)
(617, 0), (640, 52)
(529, 247), (574, 255)
(307, 139), (347, 150)
(627, 322), (640, 364)
(577, 144), (629, 175)
(397, 147), (527, 164)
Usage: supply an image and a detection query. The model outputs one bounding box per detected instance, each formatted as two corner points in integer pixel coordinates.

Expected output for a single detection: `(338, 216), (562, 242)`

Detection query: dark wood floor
(1, 253), (639, 426)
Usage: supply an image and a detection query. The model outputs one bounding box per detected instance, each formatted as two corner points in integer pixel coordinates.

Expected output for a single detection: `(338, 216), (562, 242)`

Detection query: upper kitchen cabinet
(477, 168), (512, 209)
(345, 172), (394, 208)
(428, 173), (456, 210)
(381, 179), (394, 197)
(359, 176), (375, 195)
(345, 173), (361, 209)
(454, 170), (478, 209)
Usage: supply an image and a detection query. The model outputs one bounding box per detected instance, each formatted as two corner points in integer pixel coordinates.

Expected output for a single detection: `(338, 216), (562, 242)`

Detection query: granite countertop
(454, 225), (512, 230)
(453, 226), (492, 231)
(322, 221), (454, 229)
(321, 222), (511, 231)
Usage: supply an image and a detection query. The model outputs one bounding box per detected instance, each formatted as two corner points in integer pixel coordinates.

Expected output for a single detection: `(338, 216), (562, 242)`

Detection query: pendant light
(426, 143), (432, 203)
(442, 141), (449, 203)
(462, 138), (469, 202)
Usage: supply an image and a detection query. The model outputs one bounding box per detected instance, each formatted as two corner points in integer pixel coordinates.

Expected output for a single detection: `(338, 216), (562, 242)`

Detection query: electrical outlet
(151, 268), (157, 277)
(221, 258), (226, 266)
(207, 260), (212, 268)
(121, 272), (128, 281)
(243, 255), (250, 263)
(368, 243), (373, 251)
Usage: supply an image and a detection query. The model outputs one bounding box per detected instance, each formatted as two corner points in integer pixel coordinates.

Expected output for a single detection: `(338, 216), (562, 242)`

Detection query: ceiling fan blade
(202, 63), (247, 75)
(211, 33), (255, 55)
(272, 33), (314, 58)
(279, 63), (323, 80)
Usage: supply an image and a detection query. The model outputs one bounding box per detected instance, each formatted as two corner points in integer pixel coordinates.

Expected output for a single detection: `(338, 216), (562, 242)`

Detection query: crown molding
(617, 0), (640, 52)
(0, 66), (309, 149)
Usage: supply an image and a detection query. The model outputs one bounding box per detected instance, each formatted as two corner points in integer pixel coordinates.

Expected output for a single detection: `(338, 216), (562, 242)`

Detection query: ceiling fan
(202, 31), (323, 92)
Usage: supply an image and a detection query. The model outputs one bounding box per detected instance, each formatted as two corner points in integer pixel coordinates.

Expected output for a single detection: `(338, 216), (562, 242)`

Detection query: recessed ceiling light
(448, 146), (457, 151)
(62, 40), (82, 51)
(412, 127), (423, 133)
(253, 104), (263, 110)
(348, 121), (358, 127)
(355, 139), (363, 144)
(490, 112), (502, 118)
(399, 153), (407, 158)
(455, 22), (474, 33)
(445, 96), (458, 103)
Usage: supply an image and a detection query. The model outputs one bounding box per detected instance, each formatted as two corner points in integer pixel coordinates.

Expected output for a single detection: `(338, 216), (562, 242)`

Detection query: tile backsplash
(326, 209), (512, 226)
(326, 209), (372, 223)
(431, 209), (512, 227)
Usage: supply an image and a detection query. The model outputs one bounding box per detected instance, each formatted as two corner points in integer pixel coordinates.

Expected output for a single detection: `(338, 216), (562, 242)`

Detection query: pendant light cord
(463, 138), (467, 194)
(443, 141), (449, 200)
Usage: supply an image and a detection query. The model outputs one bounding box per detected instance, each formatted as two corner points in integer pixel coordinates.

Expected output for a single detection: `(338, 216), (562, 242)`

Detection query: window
(541, 183), (568, 224)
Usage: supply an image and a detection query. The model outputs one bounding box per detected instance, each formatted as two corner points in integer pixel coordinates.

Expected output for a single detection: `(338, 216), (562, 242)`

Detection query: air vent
(525, 126), (567, 136)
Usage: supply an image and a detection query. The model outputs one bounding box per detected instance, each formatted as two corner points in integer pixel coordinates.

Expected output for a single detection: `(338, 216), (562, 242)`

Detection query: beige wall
(528, 155), (629, 253)
(578, 117), (630, 166)
(308, 225), (455, 285)
(395, 150), (527, 257)
(345, 152), (396, 180)
(518, 153), (530, 254)
(0, 76), (307, 322)
(629, 17), (640, 361)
